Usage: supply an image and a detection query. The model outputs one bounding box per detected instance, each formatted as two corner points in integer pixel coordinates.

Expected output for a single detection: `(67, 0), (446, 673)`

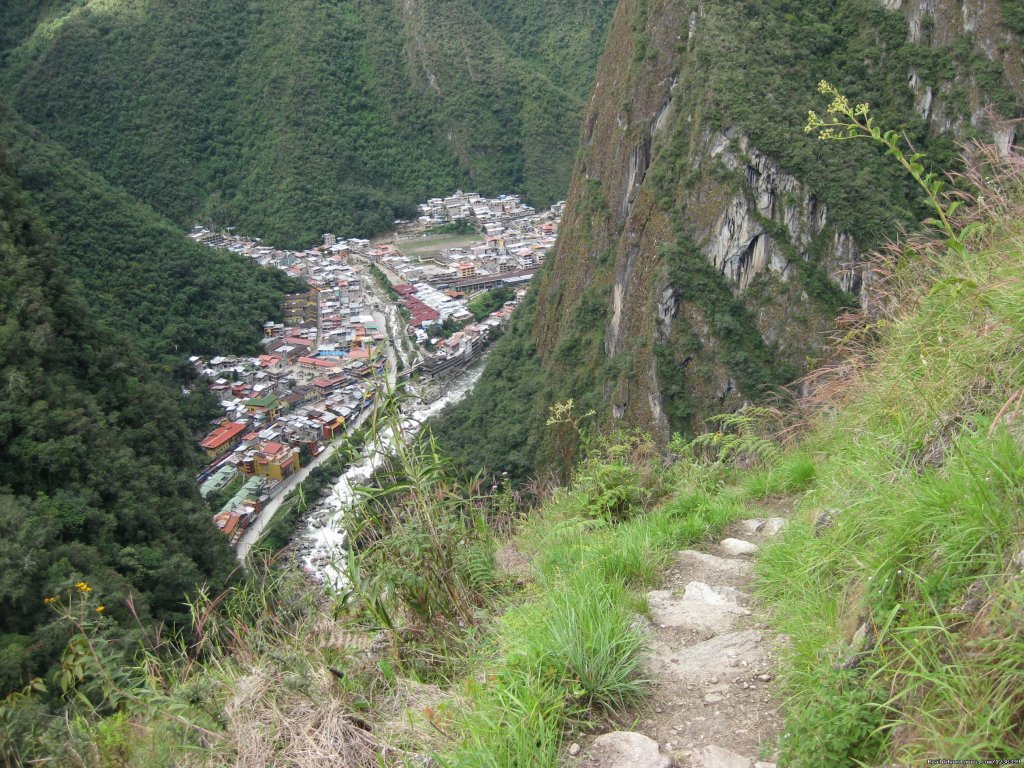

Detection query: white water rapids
(299, 363), (484, 586)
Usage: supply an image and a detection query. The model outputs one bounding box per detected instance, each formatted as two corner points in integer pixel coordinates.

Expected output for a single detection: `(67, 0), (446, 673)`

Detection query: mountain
(0, 145), (237, 695)
(435, 0), (1024, 481)
(0, 0), (617, 247)
(1, 106), (299, 365)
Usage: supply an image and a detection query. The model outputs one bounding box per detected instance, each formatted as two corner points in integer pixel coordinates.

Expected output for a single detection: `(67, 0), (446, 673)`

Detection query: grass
(751, 158), (1024, 765)
(738, 452), (817, 499)
(397, 234), (482, 258)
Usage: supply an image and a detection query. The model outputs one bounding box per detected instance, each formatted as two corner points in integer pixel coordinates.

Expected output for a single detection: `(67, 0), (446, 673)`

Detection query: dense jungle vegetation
(0, 0), (617, 247)
(0, 147), (238, 701)
(0, 107), (299, 367)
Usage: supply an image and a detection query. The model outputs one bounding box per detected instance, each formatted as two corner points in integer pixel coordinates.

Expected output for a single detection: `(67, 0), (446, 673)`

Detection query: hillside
(0, 146), (237, 700)
(1, 106), (298, 364)
(435, 0), (1024, 481)
(5, 144), (1022, 765)
(0, 0), (617, 247)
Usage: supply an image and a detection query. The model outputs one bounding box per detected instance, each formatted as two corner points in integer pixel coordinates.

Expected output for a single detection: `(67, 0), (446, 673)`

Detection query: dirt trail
(572, 507), (793, 768)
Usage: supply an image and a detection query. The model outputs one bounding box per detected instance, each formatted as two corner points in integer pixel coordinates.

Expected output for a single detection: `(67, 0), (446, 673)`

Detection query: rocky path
(573, 514), (790, 768)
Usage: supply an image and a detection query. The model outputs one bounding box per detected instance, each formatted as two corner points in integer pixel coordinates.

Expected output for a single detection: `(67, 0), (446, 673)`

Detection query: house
(299, 355), (343, 372)
(318, 410), (345, 440)
(245, 394), (282, 420)
(199, 421), (248, 459)
(257, 354), (284, 370)
(312, 376), (346, 395)
(239, 441), (301, 481)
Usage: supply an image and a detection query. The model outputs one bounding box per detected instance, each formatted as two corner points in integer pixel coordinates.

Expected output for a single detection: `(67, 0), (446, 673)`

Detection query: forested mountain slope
(1, 107), (297, 364)
(0, 0), (617, 246)
(0, 147), (236, 696)
(436, 0), (1024, 482)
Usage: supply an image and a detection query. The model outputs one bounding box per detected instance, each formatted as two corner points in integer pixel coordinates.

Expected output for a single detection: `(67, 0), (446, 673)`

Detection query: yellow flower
(43, 596), (57, 605)
(96, 606), (106, 614)
(74, 581), (93, 593)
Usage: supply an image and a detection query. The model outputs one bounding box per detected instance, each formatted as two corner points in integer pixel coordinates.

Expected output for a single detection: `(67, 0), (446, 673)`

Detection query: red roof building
(200, 421), (248, 459)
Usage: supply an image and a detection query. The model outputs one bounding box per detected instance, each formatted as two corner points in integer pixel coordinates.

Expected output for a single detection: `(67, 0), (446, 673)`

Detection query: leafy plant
(342, 384), (498, 666)
(676, 406), (783, 467)
(806, 80), (978, 256)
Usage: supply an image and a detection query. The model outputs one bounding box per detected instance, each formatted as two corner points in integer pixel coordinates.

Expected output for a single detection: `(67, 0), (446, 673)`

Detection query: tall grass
(755, 148), (1024, 765)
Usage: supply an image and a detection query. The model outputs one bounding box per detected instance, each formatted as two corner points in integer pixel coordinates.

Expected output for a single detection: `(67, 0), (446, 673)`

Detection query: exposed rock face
(438, 0), (1023, 477)
(524, 0), (1022, 448)
(889, 0), (1023, 150)
(701, 132), (853, 295)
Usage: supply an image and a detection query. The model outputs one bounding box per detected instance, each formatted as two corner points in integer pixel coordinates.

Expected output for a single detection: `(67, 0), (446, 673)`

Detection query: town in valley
(188, 192), (562, 549)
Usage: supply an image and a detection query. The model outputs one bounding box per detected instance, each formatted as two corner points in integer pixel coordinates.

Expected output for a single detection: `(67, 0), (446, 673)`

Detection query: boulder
(586, 731), (672, 768)
(720, 538), (758, 557)
(700, 744), (752, 768)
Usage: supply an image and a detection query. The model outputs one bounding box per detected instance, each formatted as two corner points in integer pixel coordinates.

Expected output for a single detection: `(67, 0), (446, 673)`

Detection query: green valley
(1, 0), (1024, 764)
(0, 0), (618, 247)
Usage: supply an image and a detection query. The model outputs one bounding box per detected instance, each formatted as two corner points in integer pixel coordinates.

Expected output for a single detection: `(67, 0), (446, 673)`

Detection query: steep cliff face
(887, 0), (1023, 146)
(536, 0), (1023, 441)
(437, 0), (1023, 478)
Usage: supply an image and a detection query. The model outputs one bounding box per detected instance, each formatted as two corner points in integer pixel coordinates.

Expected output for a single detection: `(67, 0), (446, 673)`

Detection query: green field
(397, 234), (482, 258)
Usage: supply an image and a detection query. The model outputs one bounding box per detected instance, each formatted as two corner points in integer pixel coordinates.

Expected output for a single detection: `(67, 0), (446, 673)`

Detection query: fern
(679, 406), (782, 467)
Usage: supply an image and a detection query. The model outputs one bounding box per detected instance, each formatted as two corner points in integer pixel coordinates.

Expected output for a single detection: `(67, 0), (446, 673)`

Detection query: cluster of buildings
(191, 347), (383, 546)
(418, 294), (525, 378)
(186, 190), (563, 549)
(186, 228), (400, 547)
(392, 282), (471, 327)
(415, 191), (540, 235)
(383, 197), (564, 290)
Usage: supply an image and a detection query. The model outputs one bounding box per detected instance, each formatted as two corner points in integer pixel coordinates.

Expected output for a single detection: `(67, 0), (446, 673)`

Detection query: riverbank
(292, 362), (486, 585)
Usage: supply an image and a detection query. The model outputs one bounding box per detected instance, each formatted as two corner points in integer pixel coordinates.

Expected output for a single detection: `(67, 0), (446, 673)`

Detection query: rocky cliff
(437, 0), (1023, 477)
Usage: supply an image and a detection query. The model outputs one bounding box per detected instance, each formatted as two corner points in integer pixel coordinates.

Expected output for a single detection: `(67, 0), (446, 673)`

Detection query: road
(234, 403), (374, 559)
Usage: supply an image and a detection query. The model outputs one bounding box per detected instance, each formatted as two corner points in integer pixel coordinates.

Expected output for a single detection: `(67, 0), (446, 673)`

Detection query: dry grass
(373, 677), (462, 757)
(220, 667), (379, 768)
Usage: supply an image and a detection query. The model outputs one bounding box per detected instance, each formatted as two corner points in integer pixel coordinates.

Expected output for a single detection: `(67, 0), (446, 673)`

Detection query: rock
(851, 622), (870, 650)
(683, 581), (745, 607)
(646, 590), (748, 636)
(675, 550), (753, 584)
(586, 731), (672, 768)
(1014, 549), (1024, 571)
(754, 763), (777, 768)
(813, 508), (838, 537)
(734, 519), (766, 537)
(569, 742), (581, 756)
(840, 621), (876, 669)
(700, 745), (752, 768)
(703, 693), (724, 703)
(647, 630), (770, 683)
(720, 538), (758, 557)
(732, 518), (785, 539)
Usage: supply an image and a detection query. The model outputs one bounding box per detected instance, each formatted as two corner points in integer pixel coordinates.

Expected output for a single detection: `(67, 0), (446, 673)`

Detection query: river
(297, 363), (485, 586)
